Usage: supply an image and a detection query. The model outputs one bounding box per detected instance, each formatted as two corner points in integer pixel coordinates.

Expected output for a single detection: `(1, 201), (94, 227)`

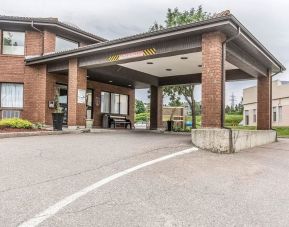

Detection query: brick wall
(87, 80), (135, 127)
(201, 31), (226, 128)
(43, 30), (56, 54)
(43, 73), (134, 127)
(67, 58), (87, 127)
(257, 74), (272, 130)
(25, 31), (43, 56)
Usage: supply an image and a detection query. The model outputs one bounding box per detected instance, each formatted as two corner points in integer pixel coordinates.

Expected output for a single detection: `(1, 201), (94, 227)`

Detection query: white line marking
(18, 147), (198, 227)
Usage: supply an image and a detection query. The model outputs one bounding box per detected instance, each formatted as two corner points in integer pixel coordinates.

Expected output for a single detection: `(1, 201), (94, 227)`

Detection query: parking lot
(1, 131), (289, 226)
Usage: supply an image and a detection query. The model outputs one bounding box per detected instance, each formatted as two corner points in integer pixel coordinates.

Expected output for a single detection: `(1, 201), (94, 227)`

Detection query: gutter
(222, 27), (241, 126)
(31, 21), (44, 55)
(221, 26), (241, 153)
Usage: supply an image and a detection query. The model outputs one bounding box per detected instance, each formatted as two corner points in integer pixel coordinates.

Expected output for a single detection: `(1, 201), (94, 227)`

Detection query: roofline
(228, 15), (286, 71)
(25, 15), (286, 72)
(0, 16), (107, 42)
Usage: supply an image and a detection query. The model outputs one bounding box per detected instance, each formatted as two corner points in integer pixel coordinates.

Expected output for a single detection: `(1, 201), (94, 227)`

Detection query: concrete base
(191, 128), (277, 154)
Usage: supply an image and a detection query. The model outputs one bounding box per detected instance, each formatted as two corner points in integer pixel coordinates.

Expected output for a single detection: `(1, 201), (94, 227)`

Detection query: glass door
(86, 89), (93, 119)
(56, 84), (68, 125)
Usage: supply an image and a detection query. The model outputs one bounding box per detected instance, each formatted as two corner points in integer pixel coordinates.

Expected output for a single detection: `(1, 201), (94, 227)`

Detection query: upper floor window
(2, 31), (25, 55)
(55, 36), (79, 52)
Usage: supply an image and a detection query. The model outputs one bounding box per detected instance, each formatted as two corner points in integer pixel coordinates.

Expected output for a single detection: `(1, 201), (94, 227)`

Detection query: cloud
(1, 0), (287, 104)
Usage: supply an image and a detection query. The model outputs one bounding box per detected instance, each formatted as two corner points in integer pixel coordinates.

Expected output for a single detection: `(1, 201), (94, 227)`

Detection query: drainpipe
(221, 27), (241, 153)
(31, 20), (44, 55)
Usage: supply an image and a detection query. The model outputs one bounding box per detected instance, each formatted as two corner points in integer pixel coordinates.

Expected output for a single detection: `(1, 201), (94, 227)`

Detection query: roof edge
(0, 15), (107, 42)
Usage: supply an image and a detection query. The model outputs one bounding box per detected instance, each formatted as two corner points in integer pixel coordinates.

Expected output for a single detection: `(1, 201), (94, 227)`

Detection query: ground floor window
(245, 110), (249, 125)
(253, 109), (256, 123)
(273, 107), (277, 122)
(0, 83), (23, 108)
(278, 106), (282, 122)
(101, 91), (129, 115)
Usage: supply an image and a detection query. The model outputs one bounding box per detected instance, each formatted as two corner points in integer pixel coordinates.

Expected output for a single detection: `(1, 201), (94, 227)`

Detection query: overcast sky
(1, 0), (288, 104)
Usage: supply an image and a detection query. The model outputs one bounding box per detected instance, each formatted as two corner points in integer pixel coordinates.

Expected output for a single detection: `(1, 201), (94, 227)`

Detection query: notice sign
(77, 89), (86, 104)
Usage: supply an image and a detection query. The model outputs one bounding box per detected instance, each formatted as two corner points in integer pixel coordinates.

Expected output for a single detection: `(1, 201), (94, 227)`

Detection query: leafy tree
(135, 99), (146, 114)
(150, 6), (211, 128)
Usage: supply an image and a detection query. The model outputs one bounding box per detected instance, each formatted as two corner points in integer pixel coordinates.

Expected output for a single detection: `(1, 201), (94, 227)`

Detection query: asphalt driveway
(1, 131), (289, 226)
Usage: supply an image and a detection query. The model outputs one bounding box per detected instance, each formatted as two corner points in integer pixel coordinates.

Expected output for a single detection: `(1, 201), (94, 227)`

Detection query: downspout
(31, 20), (44, 55)
(221, 27), (241, 153)
(269, 67), (283, 138)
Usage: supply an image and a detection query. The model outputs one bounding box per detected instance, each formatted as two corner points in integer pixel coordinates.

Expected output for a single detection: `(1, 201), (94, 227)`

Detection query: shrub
(0, 118), (33, 129)
(225, 115), (243, 126)
(135, 112), (149, 122)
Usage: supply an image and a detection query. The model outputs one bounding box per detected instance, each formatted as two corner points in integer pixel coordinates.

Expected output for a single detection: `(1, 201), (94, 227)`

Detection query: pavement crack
(0, 144), (192, 194)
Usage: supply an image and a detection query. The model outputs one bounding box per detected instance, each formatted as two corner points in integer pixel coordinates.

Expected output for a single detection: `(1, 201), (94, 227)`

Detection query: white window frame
(0, 83), (24, 109)
(101, 91), (129, 115)
(2, 31), (25, 55)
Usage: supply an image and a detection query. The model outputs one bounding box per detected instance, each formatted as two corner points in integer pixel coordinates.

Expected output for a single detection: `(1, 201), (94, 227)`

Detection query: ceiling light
(128, 85), (132, 87)
(109, 80), (113, 83)
(147, 62), (154, 64)
(181, 57), (188, 60)
(166, 68), (172, 71)
(198, 65), (202, 68)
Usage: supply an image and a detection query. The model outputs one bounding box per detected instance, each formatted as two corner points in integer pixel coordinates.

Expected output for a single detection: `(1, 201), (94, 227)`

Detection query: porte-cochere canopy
(25, 12), (285, 130)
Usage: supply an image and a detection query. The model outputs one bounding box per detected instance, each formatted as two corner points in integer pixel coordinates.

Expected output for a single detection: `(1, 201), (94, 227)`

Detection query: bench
(108, 115), (132, 129)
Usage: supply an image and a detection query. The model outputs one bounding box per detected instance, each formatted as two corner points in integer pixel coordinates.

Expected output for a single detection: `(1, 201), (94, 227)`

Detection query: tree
(135, 99), (146, 114)
(150, 6), (211, 128)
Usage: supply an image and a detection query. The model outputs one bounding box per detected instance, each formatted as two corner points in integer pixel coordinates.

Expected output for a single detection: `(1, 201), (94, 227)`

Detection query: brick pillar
(150, 86), (163, 130)
(257, 72), (272, 130)
(201, 31), (226, 128)
(68, 58), (87, 128)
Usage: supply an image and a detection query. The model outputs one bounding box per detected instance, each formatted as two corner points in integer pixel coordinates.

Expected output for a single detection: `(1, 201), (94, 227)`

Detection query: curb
(0, 130), (86, 139)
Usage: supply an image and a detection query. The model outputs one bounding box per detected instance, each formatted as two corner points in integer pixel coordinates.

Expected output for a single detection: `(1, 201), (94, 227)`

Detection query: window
(1, 83), (23, 108)
(101, 92), (129, 115)
(278, 106), (282, 122)
(101, 92), (110, 113)
(253, 109), (256, 123)
(2, 31), (25, 55)
(55, 36), (79, 52)
(273, 107), (277, 122)
(245, 110), (249, 125)
(120, 95), (128, 115)
(111, 93), (120, 114)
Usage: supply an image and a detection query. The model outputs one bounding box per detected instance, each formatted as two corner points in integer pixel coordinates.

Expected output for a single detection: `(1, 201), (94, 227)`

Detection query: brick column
(150, 86), (163, 130)
(201, 31), (226, 128)
(257, 72), (272, 130)
(68, 58), (87, 128)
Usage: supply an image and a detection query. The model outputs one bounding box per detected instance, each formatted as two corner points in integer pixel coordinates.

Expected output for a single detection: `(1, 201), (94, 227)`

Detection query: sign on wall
(77, 89), (86, 104)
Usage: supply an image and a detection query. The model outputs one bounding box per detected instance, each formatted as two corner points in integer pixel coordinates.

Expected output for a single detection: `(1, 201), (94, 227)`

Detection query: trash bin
(102, 114), (109, 128)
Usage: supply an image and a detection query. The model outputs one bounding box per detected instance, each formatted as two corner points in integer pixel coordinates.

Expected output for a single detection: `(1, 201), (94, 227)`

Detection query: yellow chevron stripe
(143, 48), (156, 56)
(107, 55), (120, 62)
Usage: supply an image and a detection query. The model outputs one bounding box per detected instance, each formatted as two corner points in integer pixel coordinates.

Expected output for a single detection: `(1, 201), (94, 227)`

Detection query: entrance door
(56, 84), (68, 125)
(86, 89), (93, 119)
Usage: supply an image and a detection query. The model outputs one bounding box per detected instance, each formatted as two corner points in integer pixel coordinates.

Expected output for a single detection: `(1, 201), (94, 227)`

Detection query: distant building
(243, 80), (289, 126)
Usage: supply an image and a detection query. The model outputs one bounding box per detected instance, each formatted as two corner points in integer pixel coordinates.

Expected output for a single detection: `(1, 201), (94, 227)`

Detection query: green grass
(274, 127), (289, 138)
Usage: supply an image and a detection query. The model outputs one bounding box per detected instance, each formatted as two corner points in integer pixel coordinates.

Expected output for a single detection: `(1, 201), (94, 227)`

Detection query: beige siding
(243, 80), (289, 126)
